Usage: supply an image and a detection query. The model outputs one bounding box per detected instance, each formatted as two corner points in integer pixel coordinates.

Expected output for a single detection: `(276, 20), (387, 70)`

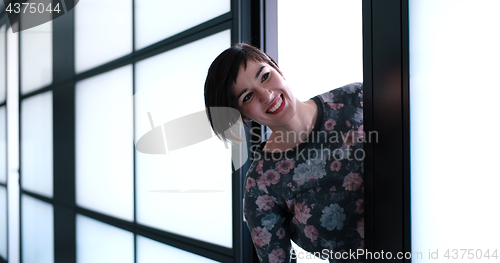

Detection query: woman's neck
(262, 98), (318, 152)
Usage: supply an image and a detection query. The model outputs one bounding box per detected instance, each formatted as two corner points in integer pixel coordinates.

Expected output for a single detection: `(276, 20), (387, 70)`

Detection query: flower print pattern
(325, 119), (336, 131)
(320, 203), (347, 231)
(328, 102), (344, 110)
(269, 248), (286, 263)
(275, 159), (295, 174)
(261, 213), (280, 229)
(276, 228), (286, 239)
(320, 91), (334, 102)
(256, 195), (276, 211)
(292, 160), (327, 185)
(342, 129), (359, 148)
(256, 169), (280, 192)
(252, 227), (272, 247)
(304, 225), (319, 242)
(330, 160), (342, 171)
(355, 199), (364, 214)
(293, 202), (312, 224)
(265, 169), (281, 184)
(245, 177), (256, 192)
(342, 82), (359, 94)
(343, 172), (363, 191)
(357, 218), (365, 238)
(243, 83), (364, 262)
(256, 160), (264, 174)
(357, 124), (364, 142)
(321, 239), (337, 250)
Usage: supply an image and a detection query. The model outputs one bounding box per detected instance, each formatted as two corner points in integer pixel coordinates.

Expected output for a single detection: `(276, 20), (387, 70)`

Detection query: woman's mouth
(266, 94), (285, 114)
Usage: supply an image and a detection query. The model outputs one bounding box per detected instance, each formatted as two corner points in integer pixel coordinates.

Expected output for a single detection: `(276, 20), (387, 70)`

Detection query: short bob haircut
(204, 43), (282, 142)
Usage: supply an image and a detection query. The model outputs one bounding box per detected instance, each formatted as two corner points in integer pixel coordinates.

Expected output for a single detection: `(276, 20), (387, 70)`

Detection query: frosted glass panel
(21, 91), (53, 197)
(137, 236), (219, 263)
(0, 24), (5, 103)
(410, 0), (500, 261)
(0, 107), (5, 184)
(21, 195), (53, 263)
(76, 65), (134, 221)
(20, 10), (52, 94)
(7, 22), (20, 263)
(75, 0), (132, 73)
(135, 0), (230, 49)
(277, 0), (362, 101)
(0, 186), (6, 259)
(76, 214), (134, 263)
(135, 30), (232, 247)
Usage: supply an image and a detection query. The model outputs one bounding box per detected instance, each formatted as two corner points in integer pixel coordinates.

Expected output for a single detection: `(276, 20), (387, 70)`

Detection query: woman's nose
(257, 88), (273, 104)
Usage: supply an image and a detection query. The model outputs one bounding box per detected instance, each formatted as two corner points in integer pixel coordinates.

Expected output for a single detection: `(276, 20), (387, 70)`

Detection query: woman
(205, 43), (364, 263)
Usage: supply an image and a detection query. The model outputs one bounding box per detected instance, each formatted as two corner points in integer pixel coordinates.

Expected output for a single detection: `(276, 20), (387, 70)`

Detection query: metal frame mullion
(52, 0), (77, 262)
(363, 0), (411, 261)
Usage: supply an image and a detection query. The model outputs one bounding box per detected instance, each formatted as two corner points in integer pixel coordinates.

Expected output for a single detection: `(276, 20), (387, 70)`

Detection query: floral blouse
(244, 83), (364, 263)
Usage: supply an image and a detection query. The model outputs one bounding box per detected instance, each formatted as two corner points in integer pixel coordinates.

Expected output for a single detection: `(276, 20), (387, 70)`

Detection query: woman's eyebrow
(255, 65), (265, 79)
(237, 88), (248, 102)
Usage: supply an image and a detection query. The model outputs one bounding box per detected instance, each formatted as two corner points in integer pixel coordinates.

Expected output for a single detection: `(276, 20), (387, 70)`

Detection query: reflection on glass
(135, 30), (232, 248)
(75, 0), (132, 72)
(0, 107), (5, 184)
(278, 0), (362, 101)
(137, 235), (219, 263)
(0, 186), (6, 259)
(0, 25), (6, 103)
(134, 0), (230, 49)
(410, 0), (500, 258)
(76, 65), (134, 221)
(20, 6), (52, 94)
(21, 195), (53, 263)
(77, 214), (134, 263)
(21, 91), (53, 198)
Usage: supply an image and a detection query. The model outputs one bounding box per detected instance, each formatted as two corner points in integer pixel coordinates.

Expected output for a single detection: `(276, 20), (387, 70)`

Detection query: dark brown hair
(204, 43), (281, 142)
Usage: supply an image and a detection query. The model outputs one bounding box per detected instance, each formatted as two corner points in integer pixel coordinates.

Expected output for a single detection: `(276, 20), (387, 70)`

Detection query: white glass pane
(135, 30), (232, 247)
(76, 65), (134, 221)
(135, 0), (230, 50)
(76, 214), (134, 263)
(21, 195), (53, 263)
(137, 235), (219, 263)
(0, 186), (6, 259)
(0, 24), (6, 103)
(7, 22), (20, 263)
(410, 0), (500, 261)
(0, 107), (6, 184)
(277, 0), (363, 101)
(21, 91), (53, 197)
(75, 0), (132, 73)
(20, 5), (52, 94)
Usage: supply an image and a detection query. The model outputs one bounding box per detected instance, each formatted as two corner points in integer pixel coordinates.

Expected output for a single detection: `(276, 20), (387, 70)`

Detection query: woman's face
(232, 60), (297, 127)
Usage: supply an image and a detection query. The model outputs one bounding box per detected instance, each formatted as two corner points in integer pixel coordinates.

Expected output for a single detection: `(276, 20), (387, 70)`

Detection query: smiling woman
(204, 43), (364, 263)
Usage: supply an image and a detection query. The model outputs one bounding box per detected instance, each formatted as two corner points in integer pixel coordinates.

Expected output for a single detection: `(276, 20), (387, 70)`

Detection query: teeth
(267, 96), (283, 113)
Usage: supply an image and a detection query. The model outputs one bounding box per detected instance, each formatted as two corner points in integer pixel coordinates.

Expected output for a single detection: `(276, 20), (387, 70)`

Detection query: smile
(266, 94), (285, 114)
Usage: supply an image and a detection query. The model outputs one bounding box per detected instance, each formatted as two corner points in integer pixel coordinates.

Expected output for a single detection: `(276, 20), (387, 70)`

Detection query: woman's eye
(243, 92), (253, 103)
(261, 72), (269, 82)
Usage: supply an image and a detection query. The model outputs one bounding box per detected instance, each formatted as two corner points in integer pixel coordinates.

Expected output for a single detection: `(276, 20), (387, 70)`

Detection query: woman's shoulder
(315, 82), (363, 108)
